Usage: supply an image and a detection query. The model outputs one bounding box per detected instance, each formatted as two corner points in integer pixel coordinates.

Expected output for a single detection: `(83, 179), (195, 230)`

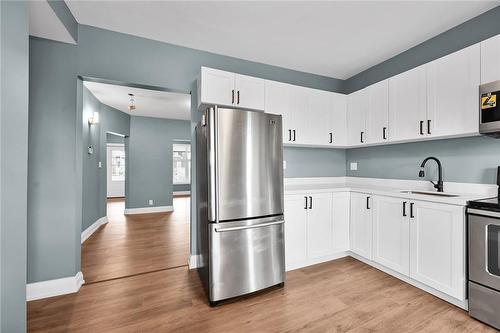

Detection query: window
(111, 149), (125, 181)
(173, 143), (191, 184)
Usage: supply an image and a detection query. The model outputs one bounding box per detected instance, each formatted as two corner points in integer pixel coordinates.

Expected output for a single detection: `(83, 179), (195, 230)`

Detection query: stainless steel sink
(399, 190), (460, 197)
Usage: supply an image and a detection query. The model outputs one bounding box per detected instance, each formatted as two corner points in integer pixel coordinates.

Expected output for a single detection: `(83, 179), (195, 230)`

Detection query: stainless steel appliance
(467, 166), (500, 329)
(196, 106), (285, 305)
(479, 80), (500, 137)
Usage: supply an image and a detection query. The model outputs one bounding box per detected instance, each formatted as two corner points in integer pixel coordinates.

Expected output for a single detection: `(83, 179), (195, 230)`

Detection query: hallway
(81, 196), (190, 284)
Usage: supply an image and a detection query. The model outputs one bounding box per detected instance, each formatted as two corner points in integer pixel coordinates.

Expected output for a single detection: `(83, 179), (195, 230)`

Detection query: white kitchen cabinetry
(265, 80), (294, 142)
(409, 200), (465, 300)
(304, 88), (332, 145)
(350, 192), (372, 260)
(198, 67), (265, 110)
(372, 195), (409, 275)
(481, 34), (500, 84)
(426, 44), (480, 137)
(347, 89), (368, 145)
(328, 93), (348, 146)
(388, 65), (427, 141)
(284, 191), (349, 270)
(367, 80), (389, 144)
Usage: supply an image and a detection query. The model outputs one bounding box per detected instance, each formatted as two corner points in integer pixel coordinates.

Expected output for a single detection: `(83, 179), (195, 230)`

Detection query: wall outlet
(283, 161), (287, 170)
(98, 161), (102, 168)
(148, 199), (154, 206)
(350, 162), (358, 171)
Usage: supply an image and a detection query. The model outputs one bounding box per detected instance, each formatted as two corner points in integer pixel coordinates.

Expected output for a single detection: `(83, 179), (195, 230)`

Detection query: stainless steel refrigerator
(196, 106), (285, 305)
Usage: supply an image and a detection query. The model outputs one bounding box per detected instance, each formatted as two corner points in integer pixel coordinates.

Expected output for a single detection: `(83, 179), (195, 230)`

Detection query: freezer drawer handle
(214, 220), (285, 232)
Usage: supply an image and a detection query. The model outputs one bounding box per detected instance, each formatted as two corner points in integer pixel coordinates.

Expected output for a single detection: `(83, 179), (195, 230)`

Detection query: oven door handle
(468, 208), (500, 219)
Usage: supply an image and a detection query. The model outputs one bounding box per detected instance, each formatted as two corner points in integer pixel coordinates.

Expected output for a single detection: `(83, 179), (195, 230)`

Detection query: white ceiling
(29, 1), (76, 44)
(83, 81), (191, 120)
(66, 1), (499, 79)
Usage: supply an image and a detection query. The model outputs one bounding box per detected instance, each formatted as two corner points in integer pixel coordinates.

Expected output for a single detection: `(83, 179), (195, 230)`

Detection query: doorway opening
(80, 78), (192, 284)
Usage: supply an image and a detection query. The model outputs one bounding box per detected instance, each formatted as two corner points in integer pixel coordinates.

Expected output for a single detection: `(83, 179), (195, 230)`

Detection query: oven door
(479, 81), (500, 135)
(468, 209), (500, 290)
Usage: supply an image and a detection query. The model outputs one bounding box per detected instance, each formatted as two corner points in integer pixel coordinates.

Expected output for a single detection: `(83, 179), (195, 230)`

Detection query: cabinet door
(426, 44), (480, 137)
(481, 34), (500, 84)
(367, 80), (389, 144)
(290, 85), (308, 145)
(304, 88), (331, 145)
(409, 201), (465, 300)
(328, 93), (348, 146)
(332, 192), (350, 252)
(388, 66), (427, 141)
(350, 192), (373, 260)
(347, 89), (368, 145)
(265, 80), (294, 143)
(372, 196), (409, 275)
(234, 74), (265, 111)
(306, 193), (334, 259)
(200, 67), (235, 106)
(284, 194), (308, 268)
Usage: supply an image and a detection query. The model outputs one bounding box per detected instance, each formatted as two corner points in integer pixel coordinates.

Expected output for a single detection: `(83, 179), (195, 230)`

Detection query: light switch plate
(283, 161), (287, 170)
(98, 161), (102, 168)
(350, 162), (358, 171)
(148, 199), (154, 206)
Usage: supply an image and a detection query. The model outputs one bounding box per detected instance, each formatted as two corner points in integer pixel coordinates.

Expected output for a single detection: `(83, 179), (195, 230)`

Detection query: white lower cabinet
(284, 191), (349, 270)
(409, 200), (465, 300)
(350, 192), (373, 260)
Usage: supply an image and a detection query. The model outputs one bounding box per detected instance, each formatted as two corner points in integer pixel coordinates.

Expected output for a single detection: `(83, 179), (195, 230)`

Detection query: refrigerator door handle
(214, 220), (284, 232)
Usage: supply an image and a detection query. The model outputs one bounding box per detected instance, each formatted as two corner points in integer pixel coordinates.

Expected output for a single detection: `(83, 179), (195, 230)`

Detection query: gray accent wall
(127, 117), (190, 209)
(284, 147), (346, 178)
(1, 2), (29, 332)
(347, 136), (500, 184)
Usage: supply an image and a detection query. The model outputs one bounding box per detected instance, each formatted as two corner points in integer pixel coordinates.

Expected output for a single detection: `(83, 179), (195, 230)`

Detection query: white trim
(285, 251), (349, 272)
(174, 191), (191, 196)
(124, 205), (173, 215)
(81, 216), (108, 243)
(349, 252), (468, 310)
(106, 143), (125, 147)
(188, 254), (203, 269)
(27, 272), (84, 301)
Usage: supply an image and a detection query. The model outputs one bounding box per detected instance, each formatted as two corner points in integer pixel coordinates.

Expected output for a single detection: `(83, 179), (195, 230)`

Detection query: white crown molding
(124, 205), (173, 215)
(173, 191), (191, 196)
(27, 272), (84, 301)
(81, 216), (108, 243)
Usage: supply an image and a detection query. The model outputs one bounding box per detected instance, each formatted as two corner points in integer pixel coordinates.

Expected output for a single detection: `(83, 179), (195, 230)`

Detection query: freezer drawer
(209, 216), (285, 302)
(469, 281), (500, 330)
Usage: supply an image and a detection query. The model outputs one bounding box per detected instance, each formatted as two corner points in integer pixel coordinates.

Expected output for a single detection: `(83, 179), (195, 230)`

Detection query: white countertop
(284, 177), (497, 206)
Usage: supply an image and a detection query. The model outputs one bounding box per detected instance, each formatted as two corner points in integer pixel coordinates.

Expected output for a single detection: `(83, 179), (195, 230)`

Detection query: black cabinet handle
(419, 121), (424, 135)
(410, 202), (414, 218)
(293, 129), (296, 142)
(427, 120), (431, 135)
(304, 196), (308, 209)
(329, 132), (333, 143)
(237, 90), (240, 105)
(309, 196), (313, 209)
(403, 201), (407, 217)
(383, 127), (387, 140)
(288, 129), (292, 142)
(232, 90), (235, 104)
(360, 131), (364, 143)
(366, 196), (371, 209)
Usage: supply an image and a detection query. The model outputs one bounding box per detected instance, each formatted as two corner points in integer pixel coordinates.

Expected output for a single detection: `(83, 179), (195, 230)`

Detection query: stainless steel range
(195, 106), (285, 306)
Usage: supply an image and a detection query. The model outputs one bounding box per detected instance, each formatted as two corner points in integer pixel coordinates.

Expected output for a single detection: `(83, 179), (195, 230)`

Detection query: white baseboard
(81, 216), (108, 243)
(27, 272), (84, 301)
(124, 205), (173, 215)
(173, 191), (191, 196)
(188, 254), (203, 269)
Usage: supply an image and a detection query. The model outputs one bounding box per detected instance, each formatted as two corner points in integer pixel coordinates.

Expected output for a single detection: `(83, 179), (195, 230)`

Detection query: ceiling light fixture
(128, 93), (136, 111)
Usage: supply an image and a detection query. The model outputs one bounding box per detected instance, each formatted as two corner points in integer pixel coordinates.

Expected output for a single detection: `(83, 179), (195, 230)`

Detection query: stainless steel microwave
(480, 80), (500, 137)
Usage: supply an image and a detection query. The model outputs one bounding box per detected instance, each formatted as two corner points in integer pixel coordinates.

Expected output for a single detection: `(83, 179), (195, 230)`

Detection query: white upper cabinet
(303, 88), (332, 145)
(426, 44), (480, 137)
(388, 65), (427, 141)
(409, 200), (465, 300)
(347, 88), (369, 145)
(234, 73), (265, 110)
(372, 195), (409, 276)
(350, 192), (373, 260)
(328, 93), (348, 146)
(265, 80), (294, 142)
(367, 80), (389, 144)
(481, 34), (500, 84)
(198, 67), (265, 111)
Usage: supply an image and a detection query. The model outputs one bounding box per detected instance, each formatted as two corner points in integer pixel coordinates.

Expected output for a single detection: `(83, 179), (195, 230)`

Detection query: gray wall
(81, 86), (130, 232)
(107, 133), (124, 144)
(1, 2), (29, 332)
(173, 184), (191, 192)
(284, 147), (346, 178)
(347, 136), (500, 184)
(127, 117), (190, 209)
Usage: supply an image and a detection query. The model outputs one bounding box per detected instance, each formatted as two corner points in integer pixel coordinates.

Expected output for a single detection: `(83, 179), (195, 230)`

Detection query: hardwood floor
(28, 257), (496, 333)
(81, 196), (190, 283)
